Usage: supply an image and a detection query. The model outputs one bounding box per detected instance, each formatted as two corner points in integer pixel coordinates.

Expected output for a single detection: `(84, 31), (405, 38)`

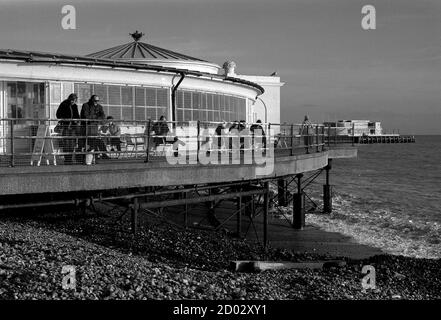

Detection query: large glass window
(4, 81), (46, 154)
(72, 84), (169, 122)
(176, 90), (246, 123)
(7, 81), (46, 124)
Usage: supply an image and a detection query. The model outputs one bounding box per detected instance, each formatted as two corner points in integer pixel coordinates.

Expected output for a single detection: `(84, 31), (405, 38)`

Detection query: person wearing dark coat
(228, 120), (239, 151)
(238, 120), (248, 150)
(250, 119), (266, 149)
(56, 93), (80, 164)
(214, 121), (226, 150)
(152, 115), (170, 147)
(80, 95), (106, 154)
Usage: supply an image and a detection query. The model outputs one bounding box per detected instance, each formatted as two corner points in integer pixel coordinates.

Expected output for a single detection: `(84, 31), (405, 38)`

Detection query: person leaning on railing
(56, 93), (80, 164)
(250, 119), (266, 149)
(215, 121), (226, 151)
(152, 115), (170, 148)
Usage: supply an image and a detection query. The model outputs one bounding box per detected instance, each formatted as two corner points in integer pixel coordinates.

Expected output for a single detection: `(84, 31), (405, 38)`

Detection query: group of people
(56, 92), (267, 163)
(210, 119), (267, 152)
(56, 93), (120, 164)
(56, 93), (172, 164)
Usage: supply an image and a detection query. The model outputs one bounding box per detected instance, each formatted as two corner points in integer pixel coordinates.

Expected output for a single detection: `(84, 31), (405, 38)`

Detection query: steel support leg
(323, 159), (332, 214)
(293, 174), (305, 230)
(277, 178), (287, 207)
(184, 192), (188, 228)
(237, 196), (242, 237)
(263, 182), (269, 248)
(131, 198), (139, 235)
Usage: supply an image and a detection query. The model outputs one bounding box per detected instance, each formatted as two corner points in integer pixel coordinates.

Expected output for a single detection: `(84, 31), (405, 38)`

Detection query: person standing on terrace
(215, 121), (226, 151)
(152, 115), (170, 147)
(299, 115), (313, 147)
(250, 119), (266, 149)
(56, 93), (80, 164)
(80, 95), (105, 153)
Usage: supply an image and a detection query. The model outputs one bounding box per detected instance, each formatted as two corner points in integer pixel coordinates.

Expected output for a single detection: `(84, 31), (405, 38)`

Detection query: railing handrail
(0, 118), (356, 167)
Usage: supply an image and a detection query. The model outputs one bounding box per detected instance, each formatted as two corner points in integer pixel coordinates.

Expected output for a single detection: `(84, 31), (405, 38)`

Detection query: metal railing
(0, 118), (354, 167)
(323, 124), (356, 146)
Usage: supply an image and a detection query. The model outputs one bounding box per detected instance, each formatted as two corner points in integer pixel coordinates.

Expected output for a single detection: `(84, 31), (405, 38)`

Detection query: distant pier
(357, 135), (415, 144)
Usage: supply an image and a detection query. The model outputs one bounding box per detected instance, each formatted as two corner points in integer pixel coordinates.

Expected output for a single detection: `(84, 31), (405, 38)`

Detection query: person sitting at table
(100, 116), (121, 152)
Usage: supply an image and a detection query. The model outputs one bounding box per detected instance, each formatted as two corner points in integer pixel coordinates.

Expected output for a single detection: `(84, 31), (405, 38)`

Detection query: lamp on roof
(223, 60), (236, 77)
(130, 30), (144, 42)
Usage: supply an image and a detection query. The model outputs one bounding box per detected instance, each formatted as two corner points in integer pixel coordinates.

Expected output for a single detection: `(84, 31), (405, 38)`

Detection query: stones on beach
(0, 211), (440, 300)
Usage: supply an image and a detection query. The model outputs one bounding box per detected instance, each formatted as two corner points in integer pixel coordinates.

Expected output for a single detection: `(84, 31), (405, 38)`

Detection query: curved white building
(0, 31), (284, 154)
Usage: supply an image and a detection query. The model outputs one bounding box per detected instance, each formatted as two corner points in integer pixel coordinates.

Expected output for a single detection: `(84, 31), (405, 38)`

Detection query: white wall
(117, 59), (221, 75)
(0, 81), (4, 153)
(237, 75), (284, 126)
(0, 61), (260, 103)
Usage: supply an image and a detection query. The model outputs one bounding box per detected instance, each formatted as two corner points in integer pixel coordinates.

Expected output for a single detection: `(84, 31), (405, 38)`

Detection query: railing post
(316, 124), (319, 152)
(290, 124), (294, 156)
(352, 123), (355, 146)
(268, 123), (271, 154)
(305, 126), (309, 154)
(197, 120), (200, 163)
(85, 120), (89, 153)
(10, 119), (14, 167)
(327, 124), (331, 148)
(144, 119), (151, 163)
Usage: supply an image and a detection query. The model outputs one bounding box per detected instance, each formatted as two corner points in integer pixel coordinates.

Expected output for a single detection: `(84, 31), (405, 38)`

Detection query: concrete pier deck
(0, 147), (357, 196)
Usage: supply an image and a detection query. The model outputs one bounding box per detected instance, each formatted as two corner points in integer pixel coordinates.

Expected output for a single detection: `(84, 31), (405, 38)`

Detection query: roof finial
(130, 30), (144, 42)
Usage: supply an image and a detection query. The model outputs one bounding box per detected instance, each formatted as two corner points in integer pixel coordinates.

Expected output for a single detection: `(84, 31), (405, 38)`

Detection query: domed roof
(87, 31), (207, 62)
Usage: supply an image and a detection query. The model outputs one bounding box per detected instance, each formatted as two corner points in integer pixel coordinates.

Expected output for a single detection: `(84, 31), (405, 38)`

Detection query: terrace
(0, 119), (357, 196)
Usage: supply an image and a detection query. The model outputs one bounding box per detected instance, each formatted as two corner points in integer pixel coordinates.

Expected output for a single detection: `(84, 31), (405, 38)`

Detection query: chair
(121, 134), (145, 158)
(121, 134), (136, 158)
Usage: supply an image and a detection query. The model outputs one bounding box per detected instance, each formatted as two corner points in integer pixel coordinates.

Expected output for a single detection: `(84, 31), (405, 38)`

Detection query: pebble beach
(0, 209), (440, 300)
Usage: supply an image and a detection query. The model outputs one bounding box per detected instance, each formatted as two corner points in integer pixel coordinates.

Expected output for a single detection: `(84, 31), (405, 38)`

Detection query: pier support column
(293, 174), (305, 230)
(277, 178), (288, 207)
(184, 192), (188, 229)
(131, 198), (139, 235)
(237, 196), (242, 237)
(323, 159), (333, 214)
(263, 182), (269, 248)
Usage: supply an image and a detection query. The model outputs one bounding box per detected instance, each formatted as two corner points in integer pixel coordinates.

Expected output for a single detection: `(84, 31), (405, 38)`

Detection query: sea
(305, 135), (441, 259)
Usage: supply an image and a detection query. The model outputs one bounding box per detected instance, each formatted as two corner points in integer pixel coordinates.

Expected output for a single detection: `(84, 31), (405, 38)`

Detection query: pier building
(323, 119), (414, 144)
(0, 32), (356, 246)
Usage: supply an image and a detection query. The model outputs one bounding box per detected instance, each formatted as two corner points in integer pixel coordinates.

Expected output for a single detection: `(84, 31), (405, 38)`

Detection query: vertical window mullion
(119, 86), (122, 121)
(132, 86), (135, 123)
(144, 87), (147, 121)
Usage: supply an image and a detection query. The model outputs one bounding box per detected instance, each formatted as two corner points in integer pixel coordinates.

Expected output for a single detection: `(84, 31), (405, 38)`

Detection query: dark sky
(0, 0), (440, 134)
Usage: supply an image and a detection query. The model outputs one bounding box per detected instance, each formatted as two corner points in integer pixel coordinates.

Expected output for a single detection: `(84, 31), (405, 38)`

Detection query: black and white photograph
(0, 0), (440, 312)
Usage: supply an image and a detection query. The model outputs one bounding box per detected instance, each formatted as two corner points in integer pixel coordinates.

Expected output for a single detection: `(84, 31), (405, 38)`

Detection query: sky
(0, 0), (440, 134)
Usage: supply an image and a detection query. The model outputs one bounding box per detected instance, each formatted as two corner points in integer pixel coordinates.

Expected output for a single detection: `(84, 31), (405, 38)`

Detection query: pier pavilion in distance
(0, 31), (357, 245)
